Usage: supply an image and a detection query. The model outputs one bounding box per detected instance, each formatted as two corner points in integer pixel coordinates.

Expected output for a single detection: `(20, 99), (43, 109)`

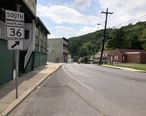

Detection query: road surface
(9, 64), (146, 116)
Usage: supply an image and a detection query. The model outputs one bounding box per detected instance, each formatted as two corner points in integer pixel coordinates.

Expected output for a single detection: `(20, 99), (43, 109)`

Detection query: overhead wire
(112, 15), (146, 27)
(100, 1), (146, 28)
(98, 1), (146, 30)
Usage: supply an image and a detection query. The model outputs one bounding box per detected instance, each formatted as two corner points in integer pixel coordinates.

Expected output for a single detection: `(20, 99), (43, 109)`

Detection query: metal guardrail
(24, 43), (33, 68)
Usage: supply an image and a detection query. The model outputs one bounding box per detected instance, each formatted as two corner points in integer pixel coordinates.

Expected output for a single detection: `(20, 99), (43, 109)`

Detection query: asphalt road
(9, 64), (146, 116)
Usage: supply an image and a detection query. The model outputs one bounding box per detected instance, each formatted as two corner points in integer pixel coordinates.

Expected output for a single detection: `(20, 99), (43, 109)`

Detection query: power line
(112, 15), (146, 27)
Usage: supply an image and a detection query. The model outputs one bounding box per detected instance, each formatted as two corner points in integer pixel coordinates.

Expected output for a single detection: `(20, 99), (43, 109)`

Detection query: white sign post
(6, 6), (24, 99)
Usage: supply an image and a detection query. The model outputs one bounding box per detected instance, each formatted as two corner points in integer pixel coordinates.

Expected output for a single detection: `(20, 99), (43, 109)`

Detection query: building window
(114, 56), (118, 60)
(25, 30), (29, 39)
(35, 27), (39, 37)
(0, 21), (6, 39)
(0, 9), (5, 22)
(123, 56), (125, 60)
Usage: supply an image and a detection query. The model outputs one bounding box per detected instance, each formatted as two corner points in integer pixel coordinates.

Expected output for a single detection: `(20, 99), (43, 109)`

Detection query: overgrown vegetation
(68, 21), (146, 62)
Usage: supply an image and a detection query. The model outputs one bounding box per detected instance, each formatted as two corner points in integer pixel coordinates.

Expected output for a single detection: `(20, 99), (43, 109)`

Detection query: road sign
(6, 10), (24, 39)
(6, 20), (24, 27)
(7, 27), (24, 38)
(6, 10), (24, 21)
(8, 40), (23, 50)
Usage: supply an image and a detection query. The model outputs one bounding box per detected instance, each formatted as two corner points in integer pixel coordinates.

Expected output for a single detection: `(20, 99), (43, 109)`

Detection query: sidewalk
(0, 62), (63, 116)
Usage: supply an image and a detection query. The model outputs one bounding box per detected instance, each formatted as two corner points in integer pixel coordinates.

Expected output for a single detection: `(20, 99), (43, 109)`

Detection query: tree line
(68, 21), (146, 62)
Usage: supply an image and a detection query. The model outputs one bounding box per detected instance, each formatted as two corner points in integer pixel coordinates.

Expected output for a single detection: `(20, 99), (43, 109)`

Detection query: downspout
(31, 19), (35, 70)
(32, 19), (35, 51)
(62, 38), (64, 62)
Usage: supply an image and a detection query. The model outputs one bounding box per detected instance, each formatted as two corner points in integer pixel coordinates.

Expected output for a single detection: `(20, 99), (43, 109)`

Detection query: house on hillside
(89, 51), (111, 63)
(107, 49), (146, 64)
(94, 51), (111, 62)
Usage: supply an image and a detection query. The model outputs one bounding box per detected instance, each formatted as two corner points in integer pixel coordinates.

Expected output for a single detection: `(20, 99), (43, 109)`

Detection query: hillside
(68, 21), (146, 61)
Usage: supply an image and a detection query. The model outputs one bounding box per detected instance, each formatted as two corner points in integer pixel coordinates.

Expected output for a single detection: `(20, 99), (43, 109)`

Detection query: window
(123, 56), (125, 60)
(48, 42), (52, 49)
(114, 56), (118, 60)
(0, 9), (6, 39)
(25, 30), (29, 39)
(0, 21), (6, 39)
(0, 9), (5, 22)
(35, 27), (39, 37)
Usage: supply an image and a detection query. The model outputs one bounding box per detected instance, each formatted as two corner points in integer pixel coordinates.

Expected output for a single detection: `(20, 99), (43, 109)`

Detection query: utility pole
(93, 39), (95, 63)
(99, 8), (113, 65)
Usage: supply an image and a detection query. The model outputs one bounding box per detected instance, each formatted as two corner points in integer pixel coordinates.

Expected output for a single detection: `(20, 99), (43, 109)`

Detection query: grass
(112, 63), (146, 71)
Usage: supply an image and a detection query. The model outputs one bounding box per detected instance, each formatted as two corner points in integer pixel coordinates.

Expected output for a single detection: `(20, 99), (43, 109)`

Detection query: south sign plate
(6, 10), (24, 39)
(6, 10), (24, 21)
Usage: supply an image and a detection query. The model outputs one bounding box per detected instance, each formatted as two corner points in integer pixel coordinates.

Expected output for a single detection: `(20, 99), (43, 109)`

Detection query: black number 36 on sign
(7, 27), (24, 38)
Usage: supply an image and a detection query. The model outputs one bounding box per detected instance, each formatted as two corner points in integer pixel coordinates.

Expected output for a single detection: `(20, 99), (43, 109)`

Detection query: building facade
(107, 49), (146, 64)
(47, 37), (68, 63)
(0, 0), (50, 87)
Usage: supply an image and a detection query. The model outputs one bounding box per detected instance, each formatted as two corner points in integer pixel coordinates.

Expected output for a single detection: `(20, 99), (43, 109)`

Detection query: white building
(47, 37), (68, 63)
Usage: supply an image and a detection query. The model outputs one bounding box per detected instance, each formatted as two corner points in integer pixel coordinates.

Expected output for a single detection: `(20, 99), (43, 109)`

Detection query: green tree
(139, 28), (146, 50)
(108, 28), (126, 49)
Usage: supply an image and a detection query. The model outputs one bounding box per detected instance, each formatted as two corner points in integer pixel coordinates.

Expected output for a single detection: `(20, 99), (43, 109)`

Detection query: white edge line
(63, 65), (94, 91)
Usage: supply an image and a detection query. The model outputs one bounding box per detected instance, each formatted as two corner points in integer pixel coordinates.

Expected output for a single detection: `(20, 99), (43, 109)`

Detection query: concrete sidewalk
(0, 62), (63, 116)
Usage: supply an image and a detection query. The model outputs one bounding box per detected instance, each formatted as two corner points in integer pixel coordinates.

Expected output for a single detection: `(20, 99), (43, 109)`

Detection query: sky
(37, 0), (146, 38)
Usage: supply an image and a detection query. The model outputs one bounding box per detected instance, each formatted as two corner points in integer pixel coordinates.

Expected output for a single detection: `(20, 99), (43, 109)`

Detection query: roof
(118, 49), (146, 55)
(36, 17), (50, 34)
(94, 50), (112, 58)
(108, 49), (146, 55)
(107, 50), (114, 55)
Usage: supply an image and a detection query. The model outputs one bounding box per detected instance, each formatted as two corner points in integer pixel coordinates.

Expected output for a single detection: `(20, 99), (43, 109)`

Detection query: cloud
(55, 26), (78, 38)
(98, 0), (146, 27)
(37, 4), (100, 26)
(70, 0), (91, 11)
(48, 25), (98, 38)
(79, 26), (98, 34)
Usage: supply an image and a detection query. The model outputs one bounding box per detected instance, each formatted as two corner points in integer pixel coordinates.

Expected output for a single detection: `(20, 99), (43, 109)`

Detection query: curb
(102, 65), (145, 72)
(0, 64), (63, 116)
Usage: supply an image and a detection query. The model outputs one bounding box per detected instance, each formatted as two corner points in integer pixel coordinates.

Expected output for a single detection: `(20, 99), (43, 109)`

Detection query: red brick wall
(112, 50), (123, 62)
(126, 54), (140, 63)
(141, 54), (146, 63)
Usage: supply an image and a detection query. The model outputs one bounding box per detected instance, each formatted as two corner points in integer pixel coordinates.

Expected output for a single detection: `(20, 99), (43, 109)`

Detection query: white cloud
(55, 26), (78, 38)
(98, 0), (146, 27)
(48, 26), (98, 38)
(70, 0), (91, 11)
(79, 26), (98, 34)
(37, 0), (146, 38)
(37, 4), (100, 26)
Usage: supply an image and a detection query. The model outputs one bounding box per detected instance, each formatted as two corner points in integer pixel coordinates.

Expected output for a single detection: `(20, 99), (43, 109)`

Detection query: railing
(24, 43), (33, 68)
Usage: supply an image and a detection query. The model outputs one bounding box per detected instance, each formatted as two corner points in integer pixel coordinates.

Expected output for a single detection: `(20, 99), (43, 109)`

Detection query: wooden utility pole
(99, 8), (113, 65)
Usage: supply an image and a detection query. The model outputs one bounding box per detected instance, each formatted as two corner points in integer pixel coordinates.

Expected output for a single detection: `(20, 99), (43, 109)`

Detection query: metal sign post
(6, 5), (24, 99)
